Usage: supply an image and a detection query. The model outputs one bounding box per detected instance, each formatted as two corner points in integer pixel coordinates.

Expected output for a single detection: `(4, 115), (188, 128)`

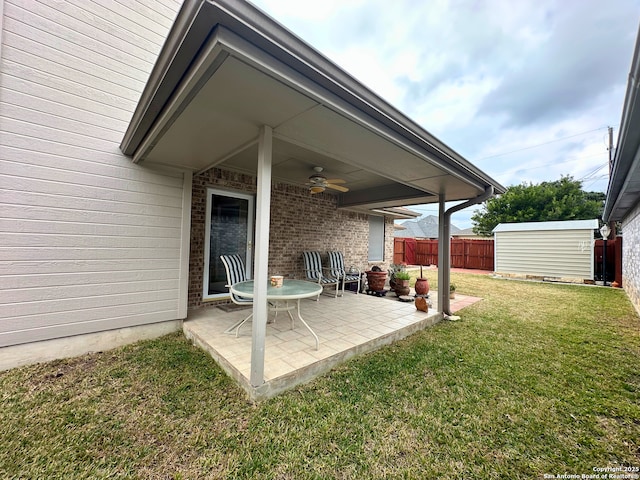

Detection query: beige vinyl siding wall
(494, 224), (596, 281)
(0, 0), (185, 347)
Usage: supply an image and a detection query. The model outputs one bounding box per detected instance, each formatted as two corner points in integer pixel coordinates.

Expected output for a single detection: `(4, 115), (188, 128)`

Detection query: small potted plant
(388, 263), (406, 291)
(449, 283), (456, 299)
(394, 270), (411, 296)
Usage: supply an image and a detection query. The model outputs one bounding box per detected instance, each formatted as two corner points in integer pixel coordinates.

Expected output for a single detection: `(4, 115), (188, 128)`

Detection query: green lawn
(1, 273), (639, 479)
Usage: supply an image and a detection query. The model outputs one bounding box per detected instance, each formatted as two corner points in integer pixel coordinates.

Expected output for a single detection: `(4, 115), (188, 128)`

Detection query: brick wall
(622, 200), (640, 315)
(189, 168), (395, 309)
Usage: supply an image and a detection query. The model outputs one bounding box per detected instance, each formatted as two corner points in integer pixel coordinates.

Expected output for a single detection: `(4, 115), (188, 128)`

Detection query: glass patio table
(230, 279), (322, 349)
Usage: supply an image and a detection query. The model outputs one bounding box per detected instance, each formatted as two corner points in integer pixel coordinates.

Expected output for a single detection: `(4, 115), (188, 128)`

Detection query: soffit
(606, 119), (640, 221)
(123, 0), (505, 212)
(142, 55), (477, 205)
(604, 26), (640, 221)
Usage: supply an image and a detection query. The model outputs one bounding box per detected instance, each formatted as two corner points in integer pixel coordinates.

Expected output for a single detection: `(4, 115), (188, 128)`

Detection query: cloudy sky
(251, 0), (640, 228)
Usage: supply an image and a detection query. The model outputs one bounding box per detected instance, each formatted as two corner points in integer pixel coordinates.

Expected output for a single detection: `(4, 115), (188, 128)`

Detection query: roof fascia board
(604, 24), (640, 221)
(607, 147), (640, 221)
(493, 219), (599, 233)
(122, 0), (504, 193)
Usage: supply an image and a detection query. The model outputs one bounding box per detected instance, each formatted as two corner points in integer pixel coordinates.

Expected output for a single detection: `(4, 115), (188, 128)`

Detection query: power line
(477, 127), (611, 161)
(503, 152), (605, 174)
(578, 163), (608, 182)
(583, 175), (609, 190)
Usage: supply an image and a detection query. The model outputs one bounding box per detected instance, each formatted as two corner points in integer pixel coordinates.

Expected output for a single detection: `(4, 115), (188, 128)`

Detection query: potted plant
(449, 283), (456, 299)
(388, 263), (406, 291)
(414, 264), (430, 295)
(393, 270), (411, 296)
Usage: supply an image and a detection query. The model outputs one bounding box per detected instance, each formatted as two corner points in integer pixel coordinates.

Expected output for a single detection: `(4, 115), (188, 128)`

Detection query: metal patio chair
(220, 254), (290, 336)
(327, 251), (360, 296)
(220, 254), (254, 336)
(302, 251), (339, 299)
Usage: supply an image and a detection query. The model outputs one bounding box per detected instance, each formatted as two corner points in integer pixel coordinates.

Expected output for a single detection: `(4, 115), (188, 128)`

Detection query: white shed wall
(0, 0), (186, 348)
(494, 228), (595, 280)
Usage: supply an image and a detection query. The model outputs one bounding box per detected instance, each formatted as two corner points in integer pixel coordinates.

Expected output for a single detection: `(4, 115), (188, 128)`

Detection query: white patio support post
(437, 194), (451, 316)
(250, 125), (273, 387)
(439, 186), (494, 317)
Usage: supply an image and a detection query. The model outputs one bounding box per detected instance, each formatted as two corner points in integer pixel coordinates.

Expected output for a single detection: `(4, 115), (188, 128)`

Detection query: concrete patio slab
(183, 289), (481, 400)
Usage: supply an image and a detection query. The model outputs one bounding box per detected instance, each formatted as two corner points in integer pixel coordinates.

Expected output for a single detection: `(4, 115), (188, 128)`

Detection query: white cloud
(251, 0), (640, 227)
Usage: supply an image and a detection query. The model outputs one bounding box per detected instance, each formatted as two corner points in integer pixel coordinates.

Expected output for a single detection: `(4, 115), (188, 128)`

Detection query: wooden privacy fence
(394, 236), (622, 282)
(394, 238), (494, 271)
(594, 236), (622, 286)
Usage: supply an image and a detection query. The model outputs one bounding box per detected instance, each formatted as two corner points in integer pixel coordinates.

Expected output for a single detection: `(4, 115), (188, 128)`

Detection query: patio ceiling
(121, 0), (505, 214)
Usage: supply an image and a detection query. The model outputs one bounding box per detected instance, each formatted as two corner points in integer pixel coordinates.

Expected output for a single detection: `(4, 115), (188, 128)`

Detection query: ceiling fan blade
(324, 178), (346, 184)
(326, 184), (349, 192)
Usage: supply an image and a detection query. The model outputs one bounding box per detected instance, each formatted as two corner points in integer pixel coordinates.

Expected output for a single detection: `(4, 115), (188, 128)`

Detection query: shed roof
(493, 219), (599, 233)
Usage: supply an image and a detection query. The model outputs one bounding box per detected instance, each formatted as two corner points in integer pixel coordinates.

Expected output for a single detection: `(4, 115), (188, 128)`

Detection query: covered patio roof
(120, 0), (505, 214)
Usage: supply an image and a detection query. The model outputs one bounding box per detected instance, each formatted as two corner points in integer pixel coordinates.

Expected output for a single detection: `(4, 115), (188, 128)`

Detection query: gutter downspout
(438, 186), (495, 317)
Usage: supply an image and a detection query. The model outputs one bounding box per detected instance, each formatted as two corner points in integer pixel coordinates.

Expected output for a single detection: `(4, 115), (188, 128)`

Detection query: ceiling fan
(305, 166), (349, 194)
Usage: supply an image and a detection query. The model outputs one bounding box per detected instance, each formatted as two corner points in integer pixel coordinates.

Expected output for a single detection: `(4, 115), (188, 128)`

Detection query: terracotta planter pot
(414, 277), (430, 295)
(365, 270), (387, 291)
(394, 279), (410, 296)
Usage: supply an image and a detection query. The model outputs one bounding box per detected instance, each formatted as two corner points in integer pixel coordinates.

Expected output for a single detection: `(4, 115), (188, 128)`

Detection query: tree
(471, 176), (605, 236)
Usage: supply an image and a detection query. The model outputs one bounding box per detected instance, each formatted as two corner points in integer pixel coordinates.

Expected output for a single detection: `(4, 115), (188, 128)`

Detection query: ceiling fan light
(310, 186), (325, 194)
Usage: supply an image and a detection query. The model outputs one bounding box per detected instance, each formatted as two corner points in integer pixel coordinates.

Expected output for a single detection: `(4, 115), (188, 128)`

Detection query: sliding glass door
(203, 188), (254, 299)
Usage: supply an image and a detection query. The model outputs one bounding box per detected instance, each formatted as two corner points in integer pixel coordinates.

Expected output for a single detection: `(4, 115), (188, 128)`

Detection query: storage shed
(493, 219), (599, 283)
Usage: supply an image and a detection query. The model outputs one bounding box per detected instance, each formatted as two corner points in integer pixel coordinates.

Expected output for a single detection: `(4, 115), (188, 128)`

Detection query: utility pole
(604, 126), (615, 286)
(608, 126), (614, 174)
